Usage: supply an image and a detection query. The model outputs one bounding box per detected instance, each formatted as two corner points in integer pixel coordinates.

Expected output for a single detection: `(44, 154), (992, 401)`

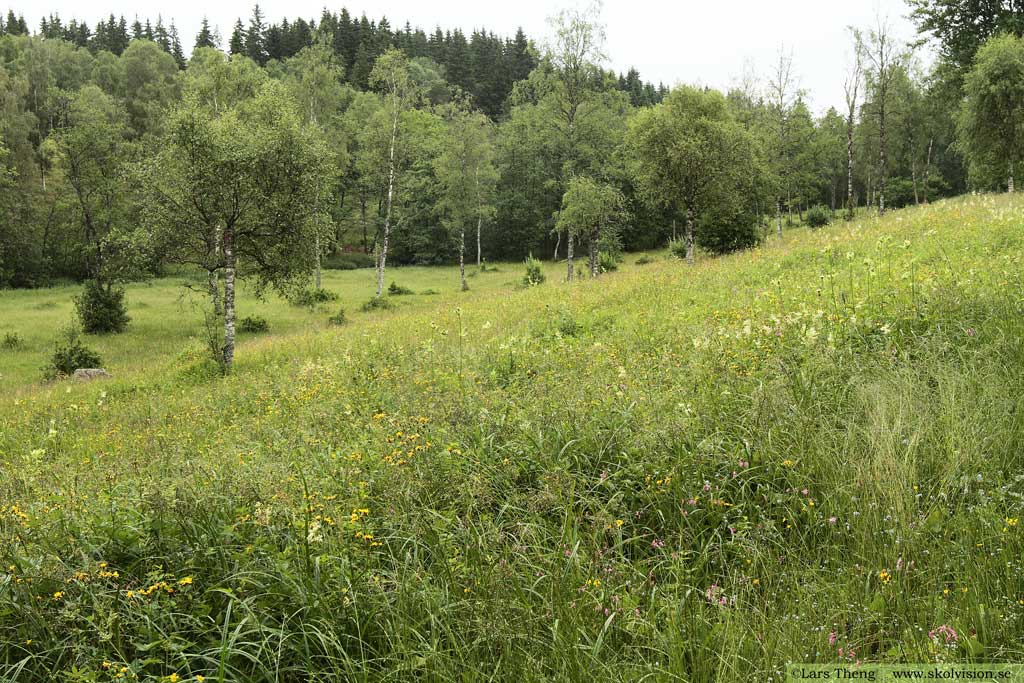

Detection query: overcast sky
(7, 0), (923, 113)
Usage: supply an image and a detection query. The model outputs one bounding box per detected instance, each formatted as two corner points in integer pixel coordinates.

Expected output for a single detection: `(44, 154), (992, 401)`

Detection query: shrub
(324, 252), (377, 270)
(636, 255), (655, 265)
(420, 288), (440, 295)
(668, 237), (689, 260)
(598, 252), (619, 273)
(388, 281), (414, 296)
(361, 297), (395, 312)
(2, 332), (23, 349)
(44, 327), (102, 379)
(291, 287), (338, 308)
(238, 316), (269, 333)
(327, 308), (348, 326)
(522, 255), (545, 286)
(74, 280), (130, 334)
(805, 205), (832, 229)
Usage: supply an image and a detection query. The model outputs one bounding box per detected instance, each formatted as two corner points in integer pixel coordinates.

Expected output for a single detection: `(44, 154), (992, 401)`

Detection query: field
(2, 196), (1024, 681)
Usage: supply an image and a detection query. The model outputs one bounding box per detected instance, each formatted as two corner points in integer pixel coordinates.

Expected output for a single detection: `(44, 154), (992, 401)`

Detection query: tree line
(3, 1), (1024, 370)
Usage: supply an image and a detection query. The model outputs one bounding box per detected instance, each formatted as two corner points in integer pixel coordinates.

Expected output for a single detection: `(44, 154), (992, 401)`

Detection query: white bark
(222, 226), (236, 371)
(377, 101), (399, 298)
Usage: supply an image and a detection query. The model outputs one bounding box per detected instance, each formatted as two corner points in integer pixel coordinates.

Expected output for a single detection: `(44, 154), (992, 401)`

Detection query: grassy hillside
(0, 260), (575, 393)
(2, 196), (1023, 682)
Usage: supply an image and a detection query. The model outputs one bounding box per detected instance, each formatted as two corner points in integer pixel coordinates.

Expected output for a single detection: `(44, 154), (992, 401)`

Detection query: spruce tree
(195, 17), (217, 50)
(246, 4), (267, 65)
(229, 20), (246, 55)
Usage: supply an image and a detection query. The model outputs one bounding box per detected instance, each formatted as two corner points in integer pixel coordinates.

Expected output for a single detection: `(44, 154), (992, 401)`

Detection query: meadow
(1, 196), (1023, 682)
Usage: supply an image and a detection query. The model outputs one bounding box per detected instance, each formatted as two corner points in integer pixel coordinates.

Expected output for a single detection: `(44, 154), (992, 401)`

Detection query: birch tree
(435, 101), (497, 291)
(958, 33), (1024, 193)
(555, 175), (624, 277)
(843, 38), (863, 220)
(857, 18), (907, 215)
(626, 86), (763, 265)
(141, 83), (329, 371)
(767, 47), (797, 237)
(544, 1), (607, 281)
(368, 49), (416, 298)
(285, 35), (349, 289)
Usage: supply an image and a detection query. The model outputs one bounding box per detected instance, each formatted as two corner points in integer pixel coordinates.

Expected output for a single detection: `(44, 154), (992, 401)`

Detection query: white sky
(7, 0), (922, 113)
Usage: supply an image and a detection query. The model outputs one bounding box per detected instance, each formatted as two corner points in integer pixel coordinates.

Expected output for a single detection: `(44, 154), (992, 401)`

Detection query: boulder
(73, 368), (110, 381)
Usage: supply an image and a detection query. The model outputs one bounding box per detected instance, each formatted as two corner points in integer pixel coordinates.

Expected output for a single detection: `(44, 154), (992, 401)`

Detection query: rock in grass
(73, 368), (110, 381)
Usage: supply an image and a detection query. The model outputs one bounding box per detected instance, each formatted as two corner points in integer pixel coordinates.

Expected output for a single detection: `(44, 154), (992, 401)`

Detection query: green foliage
(522, 255), (545, 286)
(73, 280), (131, 334)
(388, 281), (415, 296)
(43, 326), (102, 378)
(598, 251), (619, 272)
(290, 287), (339, 308)
(635, 254), (655, 265)
(805, 205), (833, 229)
(361, 296), (395, 312)
(958, 33), (1024, 190)
(2, 332), (23, 349)
(626, 85), (769, 256)
(324, 252), (376, 270)
(237, 315), (269, 333)
(668, 237), (689, 260)
(327, 308), (348, 326)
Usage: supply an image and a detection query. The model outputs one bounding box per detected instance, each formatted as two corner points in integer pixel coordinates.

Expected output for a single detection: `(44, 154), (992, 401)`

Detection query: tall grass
(1, 195), (1023, 681)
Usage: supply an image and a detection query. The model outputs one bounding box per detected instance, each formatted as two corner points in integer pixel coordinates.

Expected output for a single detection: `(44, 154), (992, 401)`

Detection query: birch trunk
(222, 225), (236, 371)
(459, 225), (468, 291)
(476, 216), (482, 269)
(208, 269), (221, 316)
(566, 231), (574, 282)
(846, 121), (855, 220)
(377, 104), (399, 298)
(1009, 162), (1015, 193)
(685, 209), (695, 266)
(923, 138), (933, 204)
(776, 198), (783, 238)
(878, 101), (887, 215)
(314, 232), (322, 289)
(588, 227), (599, 277)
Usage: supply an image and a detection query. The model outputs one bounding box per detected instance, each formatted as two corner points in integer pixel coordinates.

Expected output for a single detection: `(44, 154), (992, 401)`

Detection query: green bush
(324, 252), (376, 270)
(291, 287), (338, 308)
(388, 281), (414, 296)
(636, 255), (655, 265)
(2, 332), (23, 349)
(74, 280), (130, 334)
(522, 255), (545, 286)
(420, 288), (440, 295)
(327, 308), (348, 326)
(668, 237), (689, 260)
(598, 252), (619, 273)
(361, 297), (395, 312)
(44, 327), (102, 379)
(238, 316), (269, 333)
(805, 205), (832, 229)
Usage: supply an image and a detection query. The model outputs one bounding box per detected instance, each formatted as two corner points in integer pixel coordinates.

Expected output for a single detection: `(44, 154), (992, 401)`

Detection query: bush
(74, 280), (130, 334)
(361, 297), (395, 312)
(598, 252), (619, 273)
(238, 316), (269, 333)
(324, 252), (376, 270)
(291, 287), (338, 308)
(420, 288), (440, 295)
(668, 237), (689, 260)
(44, 327), (102, 379)
(522, 255), (545, 286)
(327, 308), (348, 326)
(2, 332), (23, 349)
(388, 281), (414, 296)
(805, 205), (832, 229)
(635, 255), (655, 265)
